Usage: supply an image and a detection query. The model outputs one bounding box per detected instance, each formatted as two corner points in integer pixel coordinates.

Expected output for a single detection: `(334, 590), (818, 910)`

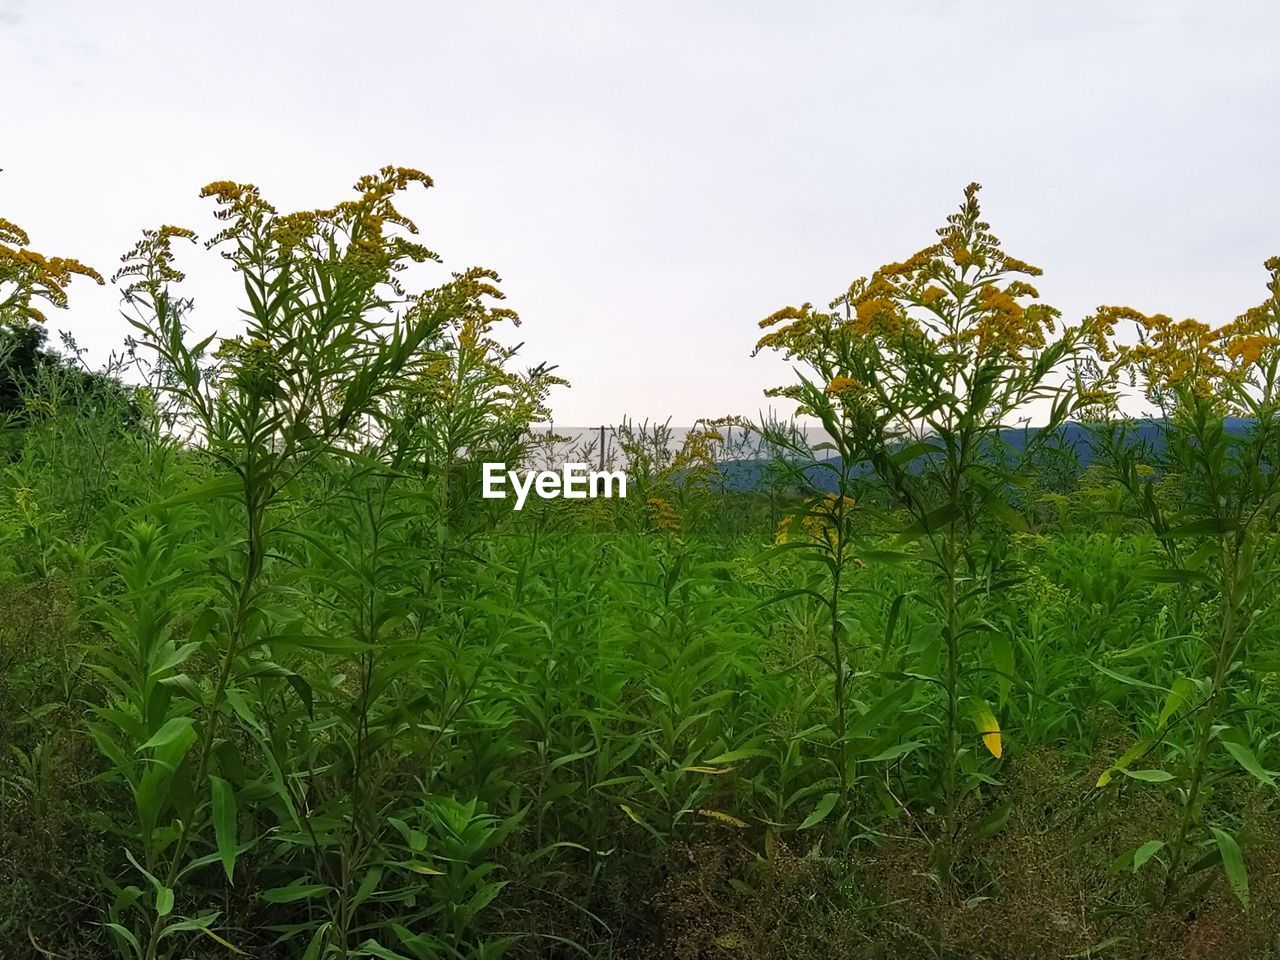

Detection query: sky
(2, 1), (1278, 426)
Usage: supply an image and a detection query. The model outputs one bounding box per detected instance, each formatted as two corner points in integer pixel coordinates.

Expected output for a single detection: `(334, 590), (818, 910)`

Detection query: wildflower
(647, 497), (681, 533)
(919, 285), (947, 306)
(113, 225), (197, 300)
(1, 215), (103, 325)
(1225, 334), (1278, 367)
(774, 515), (793, 544)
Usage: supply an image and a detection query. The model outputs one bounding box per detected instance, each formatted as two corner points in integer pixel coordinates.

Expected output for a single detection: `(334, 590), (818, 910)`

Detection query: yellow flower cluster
(971, 284), (1059, 356)
(1093, 259), (1280, 405)
(353, 167), (434, 205)
(755, 182), (1072, 409)
(753, 303), (819, 358)
(0, 215), (103, 324)
(405, 266), (563, 427)
(776, 493), (858, 550)
(673, 428), (724, 470)
(113, 225), (197, 300)
(840, 274), (921, 341)
(919, 285), (947, 306)
(1226, 334), (1278, 366)
(874, 186), (1057, 359)
(1117, 311), (1219, 397)
(213, 335), (284, 399)
(198, 166), (441, 297)
(199, 181), (276, 249)
(824, 375), (859, 395)
(647, 496), (681, 533)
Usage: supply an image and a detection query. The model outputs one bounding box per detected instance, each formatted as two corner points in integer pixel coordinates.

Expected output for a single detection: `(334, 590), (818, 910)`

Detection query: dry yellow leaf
(697, 808), (748, 828)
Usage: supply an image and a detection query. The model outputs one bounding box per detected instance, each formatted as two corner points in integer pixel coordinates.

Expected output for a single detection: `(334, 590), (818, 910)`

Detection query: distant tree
(0, 323), (136, 426)
(1, 213), (124, 428)
(0, 321), (48, 415)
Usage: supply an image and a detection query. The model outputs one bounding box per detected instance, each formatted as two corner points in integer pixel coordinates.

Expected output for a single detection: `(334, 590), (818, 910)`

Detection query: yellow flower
(113, 224), (197, 301)
(647, 497), (681, 533)
(1, 216), (103, 324)
(1225, 334), (1279, 366)
(774, 515), (792, 544)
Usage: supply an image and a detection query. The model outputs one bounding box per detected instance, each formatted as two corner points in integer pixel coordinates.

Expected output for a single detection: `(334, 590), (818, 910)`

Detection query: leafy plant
(1088, 258), (1280, 909)
(754, 184), (1109, 872)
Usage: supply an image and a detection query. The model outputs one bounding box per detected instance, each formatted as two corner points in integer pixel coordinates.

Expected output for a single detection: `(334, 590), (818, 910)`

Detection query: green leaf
(269, 633), (373, 655)
(158, 673), (204, 703)
(1132, 567), (1208, 584)
(966, 698), (1003, 759)
(1133, 839), (1164, 872)
(895, 502), (964, 544)
(1158, 677), (1195, 729)
(864, 741), (924, 763)
(155, 885), (174, 918)
(985, 496), (1028, 533)
(1096, 737), (1153, 787)
(1209, 826), (1249, 910)
(138, 717), (195, 752)
(990, 634), (1014, 709)
(149, 473), (242, 509)
(104, 922), (143, 959)
(964, 798), (1012, 842)
(798, 792), (839, 830)
(1120, 768), (1175, 783)
(1166, 518), (1233, 538)
(703, 747), (770, 765)
(1222, 741), (1276, 787)
(1092, 662), (1166, 693)
(354, 940), (416, 960)
(285, 673), (314, 718)
(889, 440), (934, 467)
(301, 923), (332, 960)
(859, 549), (913, 565)
(210, 775), (238, 882)
(262, 883), (333, 904)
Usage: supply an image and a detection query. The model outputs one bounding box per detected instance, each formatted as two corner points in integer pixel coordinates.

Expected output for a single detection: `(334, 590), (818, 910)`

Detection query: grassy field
(2, 174), (1280, 959)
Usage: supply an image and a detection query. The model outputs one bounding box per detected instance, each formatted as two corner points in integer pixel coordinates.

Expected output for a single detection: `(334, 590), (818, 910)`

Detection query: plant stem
(1163, 539), (1239, 903)
(942, 521), (960, 853)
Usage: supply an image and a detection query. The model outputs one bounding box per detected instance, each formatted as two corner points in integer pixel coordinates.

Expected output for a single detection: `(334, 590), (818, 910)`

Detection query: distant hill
(711, 418), (1254, 493)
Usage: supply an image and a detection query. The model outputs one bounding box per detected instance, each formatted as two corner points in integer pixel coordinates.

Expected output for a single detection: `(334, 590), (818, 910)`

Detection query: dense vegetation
(2, 173), (1279, 960)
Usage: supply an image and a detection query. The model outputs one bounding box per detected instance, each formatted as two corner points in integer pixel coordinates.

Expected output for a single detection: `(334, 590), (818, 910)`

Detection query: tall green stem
(942, 523), (960, 849)
(142, 433), (265, 960)
(1163, 540), (1240, 902)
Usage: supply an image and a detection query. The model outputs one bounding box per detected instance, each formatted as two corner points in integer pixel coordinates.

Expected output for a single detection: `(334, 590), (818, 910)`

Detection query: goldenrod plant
(754, 185), (1111, 876)
(0, 215), (103, 327)
(1087, 258), (1280, 911)
(88, 169), (521, 960)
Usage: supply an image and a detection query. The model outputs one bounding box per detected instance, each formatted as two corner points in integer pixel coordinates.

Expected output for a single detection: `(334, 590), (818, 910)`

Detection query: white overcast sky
(2, 1), (1277, 425)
